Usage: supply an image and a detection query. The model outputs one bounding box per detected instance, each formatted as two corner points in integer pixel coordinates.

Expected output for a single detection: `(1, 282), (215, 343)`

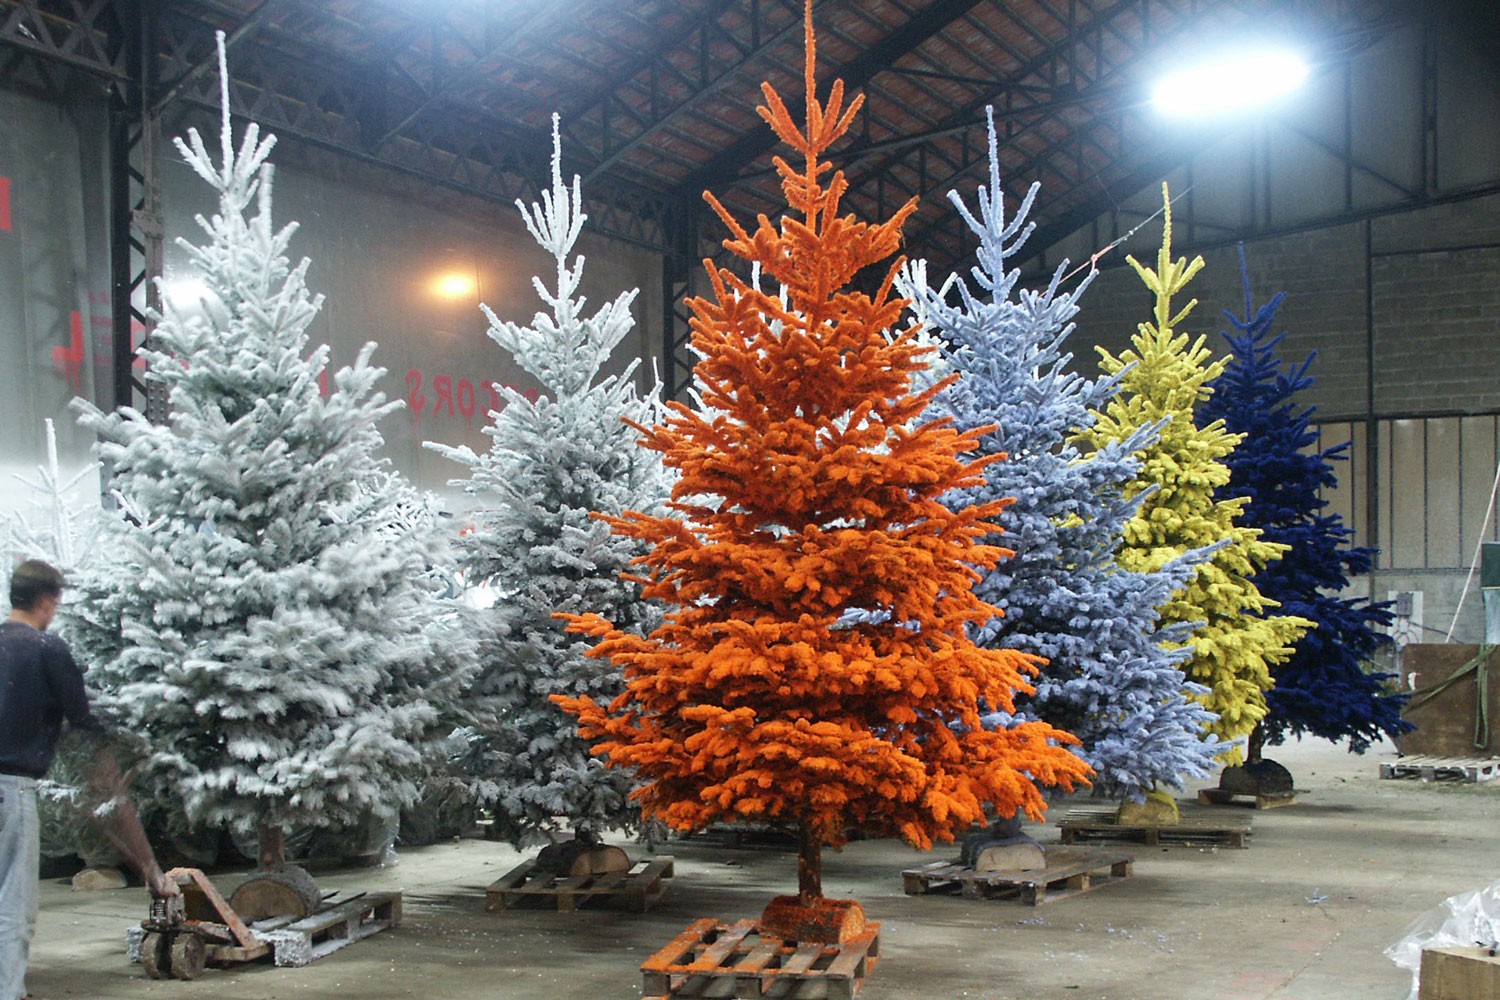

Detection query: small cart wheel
(169, 931), (207, 980)
(139, 930), (170, 979)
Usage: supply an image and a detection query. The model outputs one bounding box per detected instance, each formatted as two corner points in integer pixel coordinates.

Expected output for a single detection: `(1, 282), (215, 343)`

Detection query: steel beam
(578, 0), (809, 185)
(894, 1), (1406, 273)
(145, 4), (680, 254)
(0, 0), (126, 81)
(678, 0), (988, 196)
(106, 0), (165, 421)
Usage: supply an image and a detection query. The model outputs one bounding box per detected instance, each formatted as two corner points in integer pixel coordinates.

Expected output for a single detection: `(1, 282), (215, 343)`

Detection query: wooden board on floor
(1197, 787), (1298, 809)
(901, 846), (1134, 905)
(641, 918), (879, 1000)
(1380, 755), (1500, 783)
(1057, 803), (1251, 849)
(487, 855), (674, 913)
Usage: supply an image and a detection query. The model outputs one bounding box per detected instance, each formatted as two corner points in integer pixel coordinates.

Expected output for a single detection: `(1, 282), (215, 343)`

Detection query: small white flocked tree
(0, 419), (102, 575)
(427, 117), (672, 851)
(0, 418), (121, 867)
(66, 36), (469, 872)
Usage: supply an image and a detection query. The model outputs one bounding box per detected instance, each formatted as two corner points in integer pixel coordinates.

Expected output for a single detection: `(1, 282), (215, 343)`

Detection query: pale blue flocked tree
(66, 36), (468, 872)
(903, 110), (1223, 803)
(427, 117), (672, 851)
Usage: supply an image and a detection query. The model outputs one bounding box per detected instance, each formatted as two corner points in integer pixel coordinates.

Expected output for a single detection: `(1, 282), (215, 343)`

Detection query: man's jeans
(0, 774), (39, 1000)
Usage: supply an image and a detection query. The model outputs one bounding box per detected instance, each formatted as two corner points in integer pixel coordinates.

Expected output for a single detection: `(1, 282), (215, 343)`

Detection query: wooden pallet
(641, 918), (879, 1000)
(487, 855), (674, 912)
(127, 889), (400, 970)
(1197, 787), (1298, 809)
(901, 846), (1134, 905)
(1057, 803), (1251, 848)
(1380, 755), (1500, 783)
(256, 891), (401, 967)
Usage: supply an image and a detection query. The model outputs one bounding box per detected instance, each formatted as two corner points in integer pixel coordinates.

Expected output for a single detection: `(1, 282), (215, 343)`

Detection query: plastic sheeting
(1386, 878), (1500, 1000)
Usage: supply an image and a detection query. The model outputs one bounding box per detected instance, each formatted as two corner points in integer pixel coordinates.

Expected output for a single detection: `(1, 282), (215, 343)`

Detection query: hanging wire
(1061, 183), (1196, 286)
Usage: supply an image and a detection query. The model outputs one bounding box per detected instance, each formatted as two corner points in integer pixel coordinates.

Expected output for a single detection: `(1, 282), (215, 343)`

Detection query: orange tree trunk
(797, 824), (821, 905)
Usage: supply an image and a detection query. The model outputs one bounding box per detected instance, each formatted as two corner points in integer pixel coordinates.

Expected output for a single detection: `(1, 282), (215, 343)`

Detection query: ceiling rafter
(367, 6), (559, 150)
(576, 0), (812, 184)
(679, 0), (989, 196)
(143, 2), (678, 253)
(893, 0), (1400, 272)
(0, 0), (1437, 291)
(0, 0), (124, 79)
(151, 0), (287, 114)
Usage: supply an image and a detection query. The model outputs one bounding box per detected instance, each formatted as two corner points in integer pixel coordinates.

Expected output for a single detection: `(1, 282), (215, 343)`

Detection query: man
(0, 559), (176, 1000)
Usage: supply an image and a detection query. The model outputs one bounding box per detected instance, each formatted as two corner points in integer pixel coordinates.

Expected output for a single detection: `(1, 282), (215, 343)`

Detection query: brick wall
(1069, 192), (1500, 422)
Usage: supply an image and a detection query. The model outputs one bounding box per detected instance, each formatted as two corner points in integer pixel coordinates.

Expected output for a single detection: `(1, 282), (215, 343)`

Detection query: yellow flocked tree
(1078, 185), (1311, 768)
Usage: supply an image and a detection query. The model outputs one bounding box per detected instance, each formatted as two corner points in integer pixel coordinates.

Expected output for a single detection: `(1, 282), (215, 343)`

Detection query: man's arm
(45, 639), (179, 898)
(82, 749), (179, 899)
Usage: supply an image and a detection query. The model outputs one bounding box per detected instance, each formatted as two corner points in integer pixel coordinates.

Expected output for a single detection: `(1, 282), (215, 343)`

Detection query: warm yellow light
(430, 271), (478, 300)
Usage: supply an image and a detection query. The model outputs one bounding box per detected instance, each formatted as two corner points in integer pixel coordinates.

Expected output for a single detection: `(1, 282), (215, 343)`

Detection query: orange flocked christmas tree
(554, 4), (1089, 940)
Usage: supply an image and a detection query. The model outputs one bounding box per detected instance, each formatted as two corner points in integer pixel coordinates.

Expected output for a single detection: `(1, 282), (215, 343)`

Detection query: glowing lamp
(430, 271), (478, 301)
(1152, 50), (1309, 118)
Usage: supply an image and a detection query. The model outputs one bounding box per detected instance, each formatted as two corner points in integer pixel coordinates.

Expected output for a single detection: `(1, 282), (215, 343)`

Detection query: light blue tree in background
(902, 110), (1223, 802)
(427, 118), (673, 853)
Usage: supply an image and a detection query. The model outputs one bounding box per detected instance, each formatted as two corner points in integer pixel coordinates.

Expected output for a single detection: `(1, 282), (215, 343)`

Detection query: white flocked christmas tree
(903, 110), (1224, 802)
(427, 117), (672, 850)
(0, 419), (102, 575)
(66, 37), (469, 870)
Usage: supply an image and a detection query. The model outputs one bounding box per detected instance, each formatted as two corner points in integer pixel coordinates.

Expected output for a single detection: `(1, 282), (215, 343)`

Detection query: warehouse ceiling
(3, 0), (1424, 268)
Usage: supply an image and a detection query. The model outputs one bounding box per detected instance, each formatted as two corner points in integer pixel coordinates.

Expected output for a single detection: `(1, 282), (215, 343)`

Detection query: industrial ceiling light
(1151, 50), (1309, 117)
(429, 270), (478, 301)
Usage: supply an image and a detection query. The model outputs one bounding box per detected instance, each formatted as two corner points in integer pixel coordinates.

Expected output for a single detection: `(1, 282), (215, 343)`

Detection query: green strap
(1405, 645), (1492, 750)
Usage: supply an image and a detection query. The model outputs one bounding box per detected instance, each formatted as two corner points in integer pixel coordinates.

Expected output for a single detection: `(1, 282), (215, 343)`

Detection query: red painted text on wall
(405, 368), (538, 423)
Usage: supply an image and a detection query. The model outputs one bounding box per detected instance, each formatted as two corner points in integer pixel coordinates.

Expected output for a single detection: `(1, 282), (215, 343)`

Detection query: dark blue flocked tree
(901, 110), (1224, 804)
(1201, 247), (1407, 760)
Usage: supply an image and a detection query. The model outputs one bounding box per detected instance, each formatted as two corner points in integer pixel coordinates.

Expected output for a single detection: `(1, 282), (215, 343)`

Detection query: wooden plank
(687, 921), (756, 972)
(1420, 946), (1500, 1000)
(646, 918), (721, 970)
(265, 891), (401, 968)
(1197, 787), (1298, 809)
(1055, 804), (1250, 848)
(489, 855), (676, 912)
(733, 939), (781, 971)
(642, 918), (720, 994)
(823, 930), (878, 980)
(490, 860), (534, 892)
(776, 943), (826, 976)
(640, 921), (880, 1000)
(903, 848), (1134, 906)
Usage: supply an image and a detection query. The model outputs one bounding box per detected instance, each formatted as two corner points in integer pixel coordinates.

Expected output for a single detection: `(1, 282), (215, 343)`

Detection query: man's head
(10, 559), (66, 630)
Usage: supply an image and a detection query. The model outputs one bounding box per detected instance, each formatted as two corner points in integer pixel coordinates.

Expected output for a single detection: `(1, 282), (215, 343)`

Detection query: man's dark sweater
(0, 620), (103, 778)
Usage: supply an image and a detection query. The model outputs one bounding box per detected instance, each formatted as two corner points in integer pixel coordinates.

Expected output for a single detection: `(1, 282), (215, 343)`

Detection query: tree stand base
(1207, 759), (1297, 808)
(759, 896), (866, 944)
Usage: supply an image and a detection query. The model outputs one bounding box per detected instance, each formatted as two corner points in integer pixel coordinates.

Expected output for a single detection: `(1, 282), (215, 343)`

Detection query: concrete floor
(22, 737), (1493, 1000)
